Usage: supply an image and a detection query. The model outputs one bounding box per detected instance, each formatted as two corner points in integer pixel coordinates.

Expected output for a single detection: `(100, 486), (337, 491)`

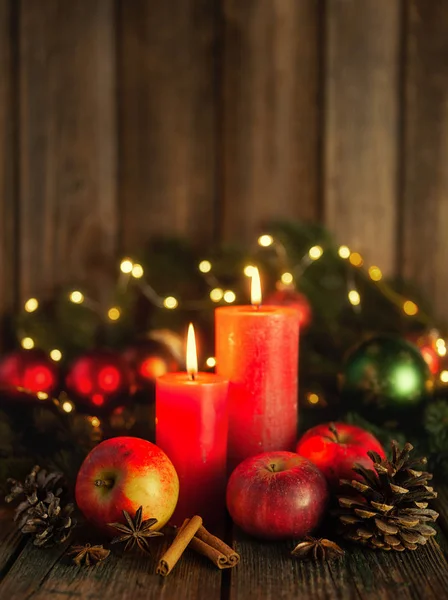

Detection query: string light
(199, 260), (212, 273)
(244, 265), (256, 277)
(436, 338), (447, 357)
(281, 272), (294, 285)
(403, 300), (418, 316)
(258, 234), (274, 247)
(36, 391), (48, 400)
(132, 264), (144, 279)
(50, 349), (62, 362)
(309, 246), (323, 260)
(108, 307), (121, 321)
(440, 370), (448, 383)
(163, 296), (178, 309)
(210, 288), (224, 302)
(24, 298), (39, 313)
(90, 416), (101, 428)
(62, 400), (74, 413)
(369, 266), (383, 281)
(348, 290), (361, 306)
(307, 392), (320, 405)
(120, 258), (133, 274)
(349, 252), (363, 267)
(338, 246), (351, 259)
(206, 357), (216, 368)
(69, 291), (84, 304)
(21, 337), (34, 350)
(223, 290), (236, 303)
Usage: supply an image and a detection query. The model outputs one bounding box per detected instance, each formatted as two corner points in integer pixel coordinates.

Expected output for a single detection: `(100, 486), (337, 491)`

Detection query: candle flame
(251, 267), (262, 306)
(186, 323), (198, 379)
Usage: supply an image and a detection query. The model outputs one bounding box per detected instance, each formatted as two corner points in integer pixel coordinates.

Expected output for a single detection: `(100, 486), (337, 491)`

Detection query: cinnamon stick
(193, 525), (240, 568)
(157, 516), (202, 576)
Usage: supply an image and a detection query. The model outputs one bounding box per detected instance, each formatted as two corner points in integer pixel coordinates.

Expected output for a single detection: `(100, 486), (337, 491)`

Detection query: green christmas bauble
(341, 335), (432, 418)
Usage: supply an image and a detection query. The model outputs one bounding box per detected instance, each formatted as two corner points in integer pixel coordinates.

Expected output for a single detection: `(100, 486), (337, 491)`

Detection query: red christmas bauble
(66, 350), (133, 413)
(0, 349), (58, 395)
(265, 286), (312, 328)
(123, 330), (183, 391)
(406, 333), (441, 376)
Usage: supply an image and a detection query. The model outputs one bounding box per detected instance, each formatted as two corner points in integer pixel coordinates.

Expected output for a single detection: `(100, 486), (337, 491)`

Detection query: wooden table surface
(1, 486), (448, 600)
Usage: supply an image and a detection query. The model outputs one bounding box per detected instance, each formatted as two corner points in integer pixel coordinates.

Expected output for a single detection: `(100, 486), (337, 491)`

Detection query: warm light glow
(70, 290), (84, 304)
(436, 339), (447, 357)
(440, 370), (448, 383)
(21, 337), (34, 350)
(338, 246), (351, 259)
(281, 272), (294, 285)
(244, 265), (256, 277)
(210, 288), (224, 302)
(403, 300), (418, 316)
(369, 266), (383, 281)
(132, 264), (144, 279)
(258, 234), (274, 247)
(206, 356), (216, 368)
(50, 349), (62, 362)
(251, 267), (262, 306)
(186, 323), (198, 378)
(349, 252), (363, 267)
(36, 391), (48, 400)
(120, 259), (133, 274)
(108, 307), (121, 321)
(199, 260), (212, 273)
(348, 290), (361, 306)
(309, 246), (323, 260)
(24, 298), (39, 313)
(163, 296), (178, 309)
(224, 290), (236, 303)
(62, 401), (74, 413)
(90, 416), (101, 428)
(307, 392), (319, 405)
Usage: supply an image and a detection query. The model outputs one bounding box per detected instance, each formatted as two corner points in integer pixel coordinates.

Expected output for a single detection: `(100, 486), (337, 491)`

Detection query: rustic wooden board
(229, 528), (448, 600)
(0, 508), (25, 578)
(0, 528), (222, 600)
(222, 0), (319, 242)
(401, 0), (448, 320)
(0, 0), (16, 334)
(119, 0), (218, 249)
(19, 0), (117, 303)
(324, 0), (401, 276)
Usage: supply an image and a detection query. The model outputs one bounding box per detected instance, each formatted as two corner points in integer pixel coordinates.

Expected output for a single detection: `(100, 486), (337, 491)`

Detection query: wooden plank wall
(0, 0), (447, 318)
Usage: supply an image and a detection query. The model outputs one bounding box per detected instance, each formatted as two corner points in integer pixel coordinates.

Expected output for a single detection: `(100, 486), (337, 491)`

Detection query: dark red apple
(75, 437), (179, 535)
(226, 451), (328, 540)
(296, 422), (386, 489)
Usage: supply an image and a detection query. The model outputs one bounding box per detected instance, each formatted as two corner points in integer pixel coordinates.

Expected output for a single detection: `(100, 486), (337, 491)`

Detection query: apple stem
(270, 463), (276, 472)
(94, 479), (114, 488)
(329, 422), (340, 443)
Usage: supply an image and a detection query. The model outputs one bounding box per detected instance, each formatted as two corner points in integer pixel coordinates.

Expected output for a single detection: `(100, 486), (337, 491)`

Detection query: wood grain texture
(0, 530), (222, 600)
(222, 0), (319, 242)
(0, 508), (25, 578)
(19, 0), (117, 302)
(324, 0), (401, 275)
(0, 0), (16, 329)
(229, 528), (448, 600)
(402, 0), (448, 320)
(119, 0), (218, 250)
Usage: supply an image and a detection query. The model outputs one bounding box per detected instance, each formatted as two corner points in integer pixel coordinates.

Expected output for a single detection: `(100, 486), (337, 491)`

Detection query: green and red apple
(75, 436), (179, 534)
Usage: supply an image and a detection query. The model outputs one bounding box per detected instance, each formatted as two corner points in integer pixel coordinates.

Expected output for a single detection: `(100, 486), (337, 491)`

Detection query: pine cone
(20, 495), (76, 547)
(335, 441), (439, 551)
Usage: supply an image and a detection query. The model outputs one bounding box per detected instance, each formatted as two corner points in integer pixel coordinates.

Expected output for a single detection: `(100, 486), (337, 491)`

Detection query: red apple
(226, 451), (328, 540)
(75, 437), (179, 535)
(296, 422), (386, 489)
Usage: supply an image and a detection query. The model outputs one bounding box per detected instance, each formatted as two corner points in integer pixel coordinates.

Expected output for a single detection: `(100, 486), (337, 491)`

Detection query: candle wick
(189, 372), (196, 381)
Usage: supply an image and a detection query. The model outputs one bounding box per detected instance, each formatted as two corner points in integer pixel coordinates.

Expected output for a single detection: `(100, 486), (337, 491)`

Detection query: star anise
(292, 537), (345, 561)
(68, 543), (110, 567)
(108, 506), (163, 554)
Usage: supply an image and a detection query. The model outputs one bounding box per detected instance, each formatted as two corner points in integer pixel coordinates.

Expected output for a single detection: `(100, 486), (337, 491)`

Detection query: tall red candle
(215, 269), (299, 471)
(156, 324), (228, 526)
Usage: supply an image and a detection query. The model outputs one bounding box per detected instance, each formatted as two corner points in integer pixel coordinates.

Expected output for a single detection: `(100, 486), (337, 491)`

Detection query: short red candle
(156, 326), (228, 526)
(215, 285), (299, 471)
